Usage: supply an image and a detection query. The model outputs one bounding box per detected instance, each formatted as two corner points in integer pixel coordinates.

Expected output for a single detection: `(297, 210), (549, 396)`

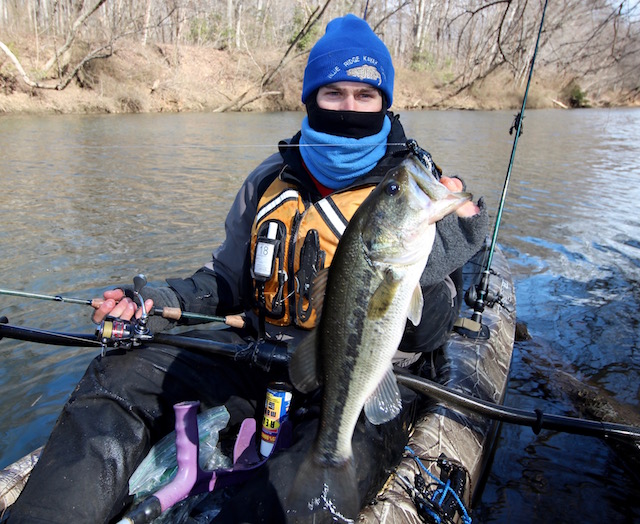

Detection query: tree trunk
(141, 0), (152, 46)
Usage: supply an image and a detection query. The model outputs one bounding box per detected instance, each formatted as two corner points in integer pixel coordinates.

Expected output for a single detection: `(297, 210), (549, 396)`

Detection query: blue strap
(404, 446), (473, 524)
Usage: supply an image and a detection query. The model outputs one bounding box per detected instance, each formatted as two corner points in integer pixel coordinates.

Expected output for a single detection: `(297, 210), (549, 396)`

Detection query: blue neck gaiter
(299, 115), (391, 190)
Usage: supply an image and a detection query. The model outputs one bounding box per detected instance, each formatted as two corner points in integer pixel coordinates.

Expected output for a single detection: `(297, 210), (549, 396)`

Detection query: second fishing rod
(0, 277), (245, 328)
(460, 0), (550, 339)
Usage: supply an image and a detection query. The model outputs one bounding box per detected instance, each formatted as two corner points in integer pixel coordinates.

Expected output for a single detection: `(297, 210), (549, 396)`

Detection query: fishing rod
(0, 318), (289, 366)
(396, 373), (640, 442)
(1, 318), (638, 443)
(461, 0), (549, 339)
(0, 286), (245, 328)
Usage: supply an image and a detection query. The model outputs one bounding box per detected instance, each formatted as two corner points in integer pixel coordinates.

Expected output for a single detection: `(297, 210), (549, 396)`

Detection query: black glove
(122, 285), (181, 333)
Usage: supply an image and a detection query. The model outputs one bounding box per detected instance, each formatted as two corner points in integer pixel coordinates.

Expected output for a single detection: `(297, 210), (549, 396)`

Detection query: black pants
(7, 329), (417, 524)
(400, 271), (463, 354)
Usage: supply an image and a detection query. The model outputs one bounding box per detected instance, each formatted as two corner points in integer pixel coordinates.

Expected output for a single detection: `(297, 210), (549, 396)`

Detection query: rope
(403, 446), (473, 524)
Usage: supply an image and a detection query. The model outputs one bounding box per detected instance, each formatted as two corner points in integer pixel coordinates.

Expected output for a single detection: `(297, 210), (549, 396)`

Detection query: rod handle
(90, 300), (245, 328)
(158, 306), (183, 320)
(157, 307), (246, 328)
(224, 315), (246, 329)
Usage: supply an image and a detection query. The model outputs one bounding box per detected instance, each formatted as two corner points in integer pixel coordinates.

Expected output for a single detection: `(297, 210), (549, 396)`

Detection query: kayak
(361, 242), (516, 523)
(0, 447), (42, 512)
(0, 244), (516, 522)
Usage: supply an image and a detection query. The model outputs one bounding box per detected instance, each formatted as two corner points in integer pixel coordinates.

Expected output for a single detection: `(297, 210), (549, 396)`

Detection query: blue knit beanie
(302, 14), (394, 107)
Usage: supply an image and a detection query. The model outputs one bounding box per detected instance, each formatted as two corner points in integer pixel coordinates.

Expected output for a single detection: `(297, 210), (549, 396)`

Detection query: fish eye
(385, 181), (400, 196)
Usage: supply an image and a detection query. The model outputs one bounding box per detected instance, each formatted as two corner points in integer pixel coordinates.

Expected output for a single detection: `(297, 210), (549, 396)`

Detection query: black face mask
(306, 92), (388, 139)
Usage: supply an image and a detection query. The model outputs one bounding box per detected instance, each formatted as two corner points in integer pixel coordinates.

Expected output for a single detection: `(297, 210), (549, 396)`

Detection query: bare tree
(43, 0), (108, 74)
(214, 0), (333, 111)
(0, 0), (638, 105)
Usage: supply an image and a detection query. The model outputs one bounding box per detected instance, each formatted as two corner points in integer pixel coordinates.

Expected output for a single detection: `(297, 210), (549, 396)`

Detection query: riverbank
(1, 40), (636, 115)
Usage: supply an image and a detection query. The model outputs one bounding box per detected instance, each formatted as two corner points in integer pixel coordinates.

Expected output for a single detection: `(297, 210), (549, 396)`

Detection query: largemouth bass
(286, 154), (472, 522)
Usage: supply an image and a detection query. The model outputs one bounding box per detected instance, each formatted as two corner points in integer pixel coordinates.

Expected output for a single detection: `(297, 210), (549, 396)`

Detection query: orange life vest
(250, 177), (375, 329)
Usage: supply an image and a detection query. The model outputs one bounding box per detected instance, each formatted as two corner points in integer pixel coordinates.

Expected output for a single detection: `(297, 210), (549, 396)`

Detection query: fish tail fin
(285, 452), (359, 523)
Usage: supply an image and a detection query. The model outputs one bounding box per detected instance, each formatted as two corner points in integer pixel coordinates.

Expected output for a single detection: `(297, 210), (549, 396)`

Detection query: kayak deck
(0, 447), (42, 512)
(0, 246), (515, 523)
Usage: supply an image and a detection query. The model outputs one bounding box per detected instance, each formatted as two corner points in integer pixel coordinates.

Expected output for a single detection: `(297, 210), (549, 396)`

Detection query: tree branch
(261, 0), (332, 90)
(0, 38), (112, 91)
(371, 1), (412, 33)
(44, 0), (109, 74)
(0, 40), (43, 88)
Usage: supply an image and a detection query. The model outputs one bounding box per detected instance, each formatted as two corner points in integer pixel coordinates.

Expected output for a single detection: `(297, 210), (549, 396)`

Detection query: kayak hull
(0, 245), (516, 522)
(359, 244), (516, 522)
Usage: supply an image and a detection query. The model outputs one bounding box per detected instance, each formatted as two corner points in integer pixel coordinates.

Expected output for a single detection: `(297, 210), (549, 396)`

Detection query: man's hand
(92, 288), (154, 324)
(440, 176), (480, 217)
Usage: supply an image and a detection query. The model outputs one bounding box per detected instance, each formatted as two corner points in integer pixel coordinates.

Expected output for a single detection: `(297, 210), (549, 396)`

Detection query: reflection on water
(1, 108), (639, 522)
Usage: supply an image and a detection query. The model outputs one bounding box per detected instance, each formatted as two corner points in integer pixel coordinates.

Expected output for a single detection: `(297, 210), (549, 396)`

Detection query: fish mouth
(363, 155), (473, 266)
(406, 157), (452, 201)
(406, 157), (472, 224)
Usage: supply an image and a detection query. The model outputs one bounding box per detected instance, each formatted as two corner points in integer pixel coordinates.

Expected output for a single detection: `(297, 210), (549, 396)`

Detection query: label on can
(260, 382), (292, 457)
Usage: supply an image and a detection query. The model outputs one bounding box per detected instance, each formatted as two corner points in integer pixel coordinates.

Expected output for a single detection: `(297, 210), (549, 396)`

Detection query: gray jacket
(145, 117), (489, 340)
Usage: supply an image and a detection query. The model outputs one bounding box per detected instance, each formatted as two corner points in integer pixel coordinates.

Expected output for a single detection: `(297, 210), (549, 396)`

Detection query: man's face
(316, 81), (383, 112)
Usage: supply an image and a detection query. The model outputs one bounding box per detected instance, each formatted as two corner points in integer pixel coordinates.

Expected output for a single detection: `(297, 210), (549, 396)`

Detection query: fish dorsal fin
(288, 329), (322, 393)
(407, 284), (424, 326)
(310, 267), (329, 318)
(364, 367), (403, 425)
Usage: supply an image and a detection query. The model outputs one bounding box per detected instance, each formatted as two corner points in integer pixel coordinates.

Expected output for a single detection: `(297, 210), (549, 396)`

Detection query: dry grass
(0, 37), (636, 115)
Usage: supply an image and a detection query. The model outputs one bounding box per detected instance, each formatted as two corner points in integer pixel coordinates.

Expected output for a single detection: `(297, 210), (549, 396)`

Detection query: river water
(1, 108), (639, 522)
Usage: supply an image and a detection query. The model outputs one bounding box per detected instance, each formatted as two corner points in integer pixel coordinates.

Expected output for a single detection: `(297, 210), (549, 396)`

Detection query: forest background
(0, 0), (638, 114)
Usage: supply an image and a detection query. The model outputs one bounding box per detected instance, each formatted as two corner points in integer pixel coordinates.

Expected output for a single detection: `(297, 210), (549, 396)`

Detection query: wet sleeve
(166, 266), (230, 321)
(420, 197), (489, 287)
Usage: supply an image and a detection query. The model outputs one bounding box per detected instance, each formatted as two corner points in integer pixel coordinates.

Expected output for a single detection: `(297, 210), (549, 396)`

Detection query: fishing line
(465, 0), (549, 335)
(45, 142), (406, 151)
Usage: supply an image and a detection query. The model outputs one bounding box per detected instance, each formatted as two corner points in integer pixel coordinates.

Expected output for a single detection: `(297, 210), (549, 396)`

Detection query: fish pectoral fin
(407, 284), (424, 326)
(364, 367), (403, 425)
(288, 329), (322, 393)
(368, 269), (400, 320)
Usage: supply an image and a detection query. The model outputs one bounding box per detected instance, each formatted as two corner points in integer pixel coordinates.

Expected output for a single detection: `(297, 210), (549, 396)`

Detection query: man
(9, 14), (487, 523)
